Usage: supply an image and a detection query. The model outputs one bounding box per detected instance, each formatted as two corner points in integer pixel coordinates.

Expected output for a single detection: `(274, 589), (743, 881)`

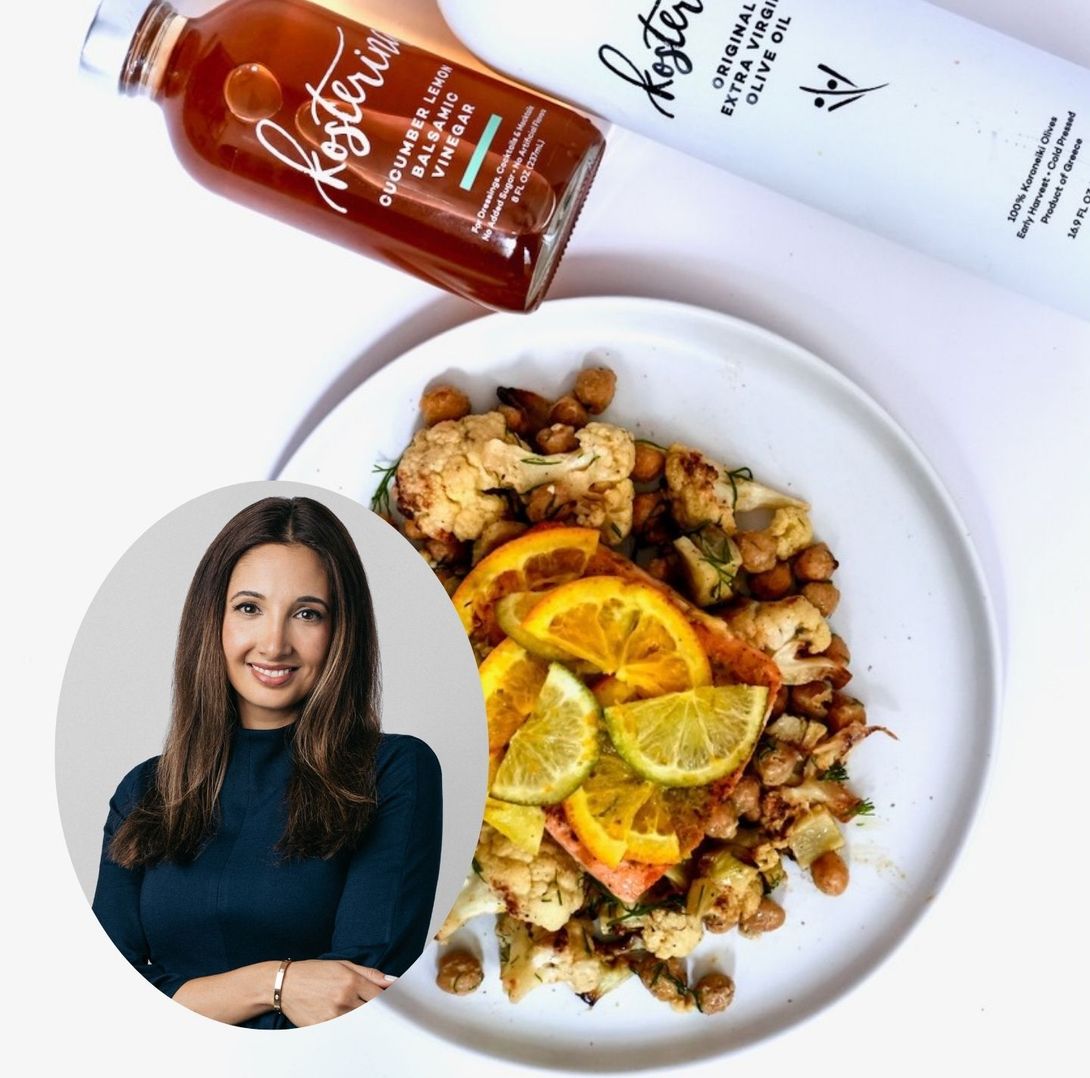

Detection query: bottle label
(443, 0), (1090, 316)
(236, 22), (563, 249)
(253, 27), (402, 215)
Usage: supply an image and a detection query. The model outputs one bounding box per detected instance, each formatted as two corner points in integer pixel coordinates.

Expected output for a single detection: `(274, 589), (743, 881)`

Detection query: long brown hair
(110, 496), (382, 866)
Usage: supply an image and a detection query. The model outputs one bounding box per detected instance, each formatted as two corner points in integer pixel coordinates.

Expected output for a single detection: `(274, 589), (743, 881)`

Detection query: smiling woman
(90, 496), (445, 1029)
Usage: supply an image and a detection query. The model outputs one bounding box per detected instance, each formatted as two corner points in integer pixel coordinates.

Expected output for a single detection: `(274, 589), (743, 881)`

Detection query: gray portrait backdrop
(56, 480), (486, 945)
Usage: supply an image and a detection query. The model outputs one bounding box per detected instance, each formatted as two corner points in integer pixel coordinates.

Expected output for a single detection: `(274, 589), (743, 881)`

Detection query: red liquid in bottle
(95, 0), (605, 311)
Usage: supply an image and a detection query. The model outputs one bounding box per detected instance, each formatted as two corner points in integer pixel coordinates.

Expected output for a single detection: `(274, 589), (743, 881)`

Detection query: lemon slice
(563, 752), (654, 868)
(484, 797), (546, 855)
(490, 663), (601, 804)
(520, 576), (711, 697)
(604, 684), (768, 787)
(452, 527), (600, 644)
(479, 638), (550, 753)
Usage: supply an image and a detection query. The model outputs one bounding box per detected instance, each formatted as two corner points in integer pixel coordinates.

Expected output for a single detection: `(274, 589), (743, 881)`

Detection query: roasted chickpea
(573, 366), (617, 414)
(826, 692), (866, 732)
(730, 775), (762, 820)
(694, 972), (735, 1015)
(769, 682), (789, 719)
(636, 956), (691, 1007)
(802, 581), (840, 617)
(632, 441), (666, 482)
(736, 530), (778, 573)
(790, 680), (833, 719)
(749, 560), (794, 600)
(548, 394), (590, 429)
(436, 951), (483, 995)
(823, 632), (851, 665)
(535, 422), (579, 454)
(632, 490), (663, 534)
(811, 850), (849, 895)
(793, 542), (839, 582)
(755, 741), (802, 786)
(419, 384), (471, 426)
(525, 485), (575, 524)
(424, 536), (467, 567)
(703, 799), (739, 840)
(740, 897), (786, 937)
(497, 403), (528, 434)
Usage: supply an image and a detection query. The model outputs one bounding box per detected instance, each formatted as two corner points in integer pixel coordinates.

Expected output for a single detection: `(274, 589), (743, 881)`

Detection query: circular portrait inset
(57, 482), (485, 1029)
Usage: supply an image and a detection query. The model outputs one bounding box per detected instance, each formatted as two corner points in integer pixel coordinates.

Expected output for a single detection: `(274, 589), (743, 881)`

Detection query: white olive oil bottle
(438, 0), (1090, 319)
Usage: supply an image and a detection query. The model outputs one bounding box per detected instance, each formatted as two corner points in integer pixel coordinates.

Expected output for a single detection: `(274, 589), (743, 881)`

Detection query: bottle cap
(80, 0), (153, 92)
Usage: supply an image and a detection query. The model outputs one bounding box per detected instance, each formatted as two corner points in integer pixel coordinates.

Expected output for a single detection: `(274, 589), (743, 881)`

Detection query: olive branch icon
(801, 64), (889, 111)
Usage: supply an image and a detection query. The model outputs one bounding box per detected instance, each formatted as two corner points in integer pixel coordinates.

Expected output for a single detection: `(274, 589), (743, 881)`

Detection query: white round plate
(278, 296), (1000, 1071)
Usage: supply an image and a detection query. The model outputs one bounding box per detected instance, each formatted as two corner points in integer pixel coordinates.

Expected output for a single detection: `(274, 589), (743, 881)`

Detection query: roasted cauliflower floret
(766, 506), (814, 560)
(482, 422), (636, 543)
(395, 411), (520, 542)
(672, 526), (742, 606)
(474, 825), (585, 932)
(725, 597), (844, 686)
(637, 907), (703, 959)
(664, 444), (807, 534)
(497, 916), (630, 1004)
(435, 871), (505, 941)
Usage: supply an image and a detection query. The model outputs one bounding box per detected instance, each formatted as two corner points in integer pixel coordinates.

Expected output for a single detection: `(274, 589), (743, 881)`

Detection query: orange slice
(520, 576), (711, 697)
(452, 526), (600, 645)
(624, 790), (681, 864)
(563, 752), (654, 869)
(479, 638), (549, 753)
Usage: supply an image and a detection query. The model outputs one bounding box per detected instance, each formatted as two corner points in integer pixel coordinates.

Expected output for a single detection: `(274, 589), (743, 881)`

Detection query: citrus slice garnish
(452, 527), (600, 645)
(624, 789), (681, 864)
(483, 797), (546, 855)
(604, 684), (768, 787)
(520, 576), (712, 697)
(563, 752), (654, 868)
(479, 638), (549, 753)
(490, 663), (601, 805)
(494, 591), (579, 662)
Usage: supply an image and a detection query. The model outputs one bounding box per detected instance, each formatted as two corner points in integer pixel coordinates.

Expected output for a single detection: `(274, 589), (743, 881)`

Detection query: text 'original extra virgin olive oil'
(79, 0), (605, 312)
(438, 0), (1090, 319)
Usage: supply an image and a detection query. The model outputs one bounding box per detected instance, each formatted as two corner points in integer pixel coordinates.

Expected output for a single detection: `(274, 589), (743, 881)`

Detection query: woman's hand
(173, 958), (395, 1026)
(279, 959), (396, 1027)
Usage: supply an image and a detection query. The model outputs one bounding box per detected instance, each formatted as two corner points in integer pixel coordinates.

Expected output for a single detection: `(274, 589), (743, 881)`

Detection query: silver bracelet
(272, 958), (293, 1013)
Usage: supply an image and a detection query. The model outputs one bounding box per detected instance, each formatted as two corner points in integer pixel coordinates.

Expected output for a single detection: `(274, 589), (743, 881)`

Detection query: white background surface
(4, 0), (1089, 1074)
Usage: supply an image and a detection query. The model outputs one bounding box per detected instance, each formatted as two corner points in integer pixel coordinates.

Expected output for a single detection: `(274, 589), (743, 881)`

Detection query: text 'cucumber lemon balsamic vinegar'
(439, 0), (1090, 320)
(80, 0), (606, 312)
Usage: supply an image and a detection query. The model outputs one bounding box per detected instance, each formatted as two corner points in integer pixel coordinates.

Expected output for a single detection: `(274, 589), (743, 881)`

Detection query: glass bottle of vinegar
(80, 0), (605, 312)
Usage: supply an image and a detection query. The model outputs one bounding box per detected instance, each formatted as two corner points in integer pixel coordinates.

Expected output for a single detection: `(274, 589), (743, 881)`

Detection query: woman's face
(221, 543), (333, 729)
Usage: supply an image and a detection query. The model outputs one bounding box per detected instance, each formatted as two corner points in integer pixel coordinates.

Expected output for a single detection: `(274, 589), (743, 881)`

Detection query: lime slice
(484, 797), (546, 854)
(490, 663), (601, 804)
(604, 684), (768, 787)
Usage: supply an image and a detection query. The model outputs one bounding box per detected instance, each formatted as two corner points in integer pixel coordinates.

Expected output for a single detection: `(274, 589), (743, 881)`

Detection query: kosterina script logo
(800, 64), (888, 111)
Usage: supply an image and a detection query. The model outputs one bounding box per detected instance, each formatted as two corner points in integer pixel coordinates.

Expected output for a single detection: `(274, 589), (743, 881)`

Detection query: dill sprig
(691, 528), (738, 600)
(725, 465), (754, 508)
(849, 798), (876, 818)
(370, 456), (401, 515)
(820, 762), (849, 783)
(520, 455), (561, 466)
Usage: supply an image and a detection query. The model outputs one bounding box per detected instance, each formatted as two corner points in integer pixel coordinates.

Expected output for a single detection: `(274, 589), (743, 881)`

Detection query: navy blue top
(92, 728), (442, 1029)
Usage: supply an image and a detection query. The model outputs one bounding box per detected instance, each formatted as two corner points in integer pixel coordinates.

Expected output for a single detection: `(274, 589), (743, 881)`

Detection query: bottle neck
(121, 0), (188, 98)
